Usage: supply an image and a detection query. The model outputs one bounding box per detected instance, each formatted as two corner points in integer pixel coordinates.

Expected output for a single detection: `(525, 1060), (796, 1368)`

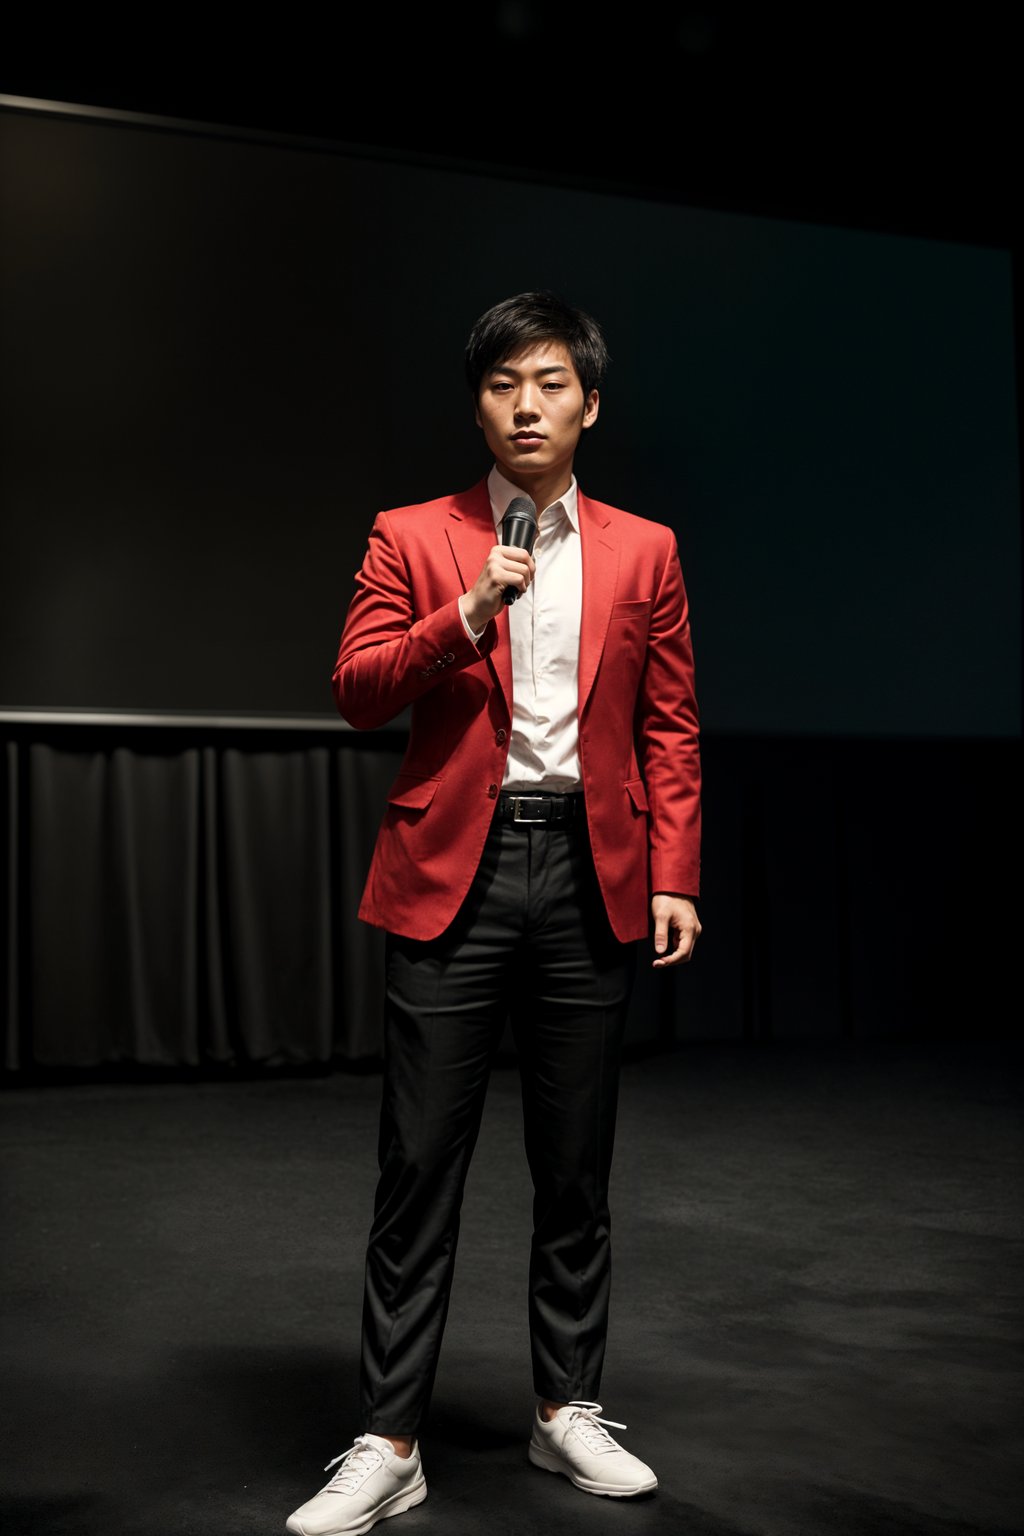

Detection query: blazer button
(495, 729), (507, 745)
(487, 783), (498, 798)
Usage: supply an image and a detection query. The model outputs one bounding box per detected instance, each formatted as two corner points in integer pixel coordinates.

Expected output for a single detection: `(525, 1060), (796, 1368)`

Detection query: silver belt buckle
(512, 795), (547, 823)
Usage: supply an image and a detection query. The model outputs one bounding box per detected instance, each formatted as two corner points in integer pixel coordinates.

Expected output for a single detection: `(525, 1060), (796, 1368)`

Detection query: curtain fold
(4, 741), (22, 1071)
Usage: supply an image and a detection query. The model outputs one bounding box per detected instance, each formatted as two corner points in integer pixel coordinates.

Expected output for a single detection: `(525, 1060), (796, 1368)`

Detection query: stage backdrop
(0, 99), (1020, 1072)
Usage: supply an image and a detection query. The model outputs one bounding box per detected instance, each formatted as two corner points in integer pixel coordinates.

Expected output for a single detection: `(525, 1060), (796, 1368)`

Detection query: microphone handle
(501, 517), (537, 606)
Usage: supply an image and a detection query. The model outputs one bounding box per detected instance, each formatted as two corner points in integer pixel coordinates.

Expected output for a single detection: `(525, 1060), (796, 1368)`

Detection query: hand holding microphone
(498, 495), (539, 605)
(461, 494), (538, 630)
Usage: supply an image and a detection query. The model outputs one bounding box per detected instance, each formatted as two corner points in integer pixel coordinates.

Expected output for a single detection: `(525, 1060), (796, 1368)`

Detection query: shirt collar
(486, 464), (579, 534)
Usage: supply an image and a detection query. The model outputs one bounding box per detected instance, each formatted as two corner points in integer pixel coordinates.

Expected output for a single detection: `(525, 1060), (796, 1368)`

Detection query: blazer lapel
(578, 490), (620, 718)
(446, 479), (513, 718)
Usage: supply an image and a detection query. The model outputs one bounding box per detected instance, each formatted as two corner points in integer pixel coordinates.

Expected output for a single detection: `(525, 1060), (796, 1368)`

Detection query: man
(287, 291), (701, 1536)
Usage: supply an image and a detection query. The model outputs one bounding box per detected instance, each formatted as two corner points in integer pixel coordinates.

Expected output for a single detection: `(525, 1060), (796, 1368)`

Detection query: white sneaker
(285, 1434), (427, 1535)
(528, 1401), (658, 1498)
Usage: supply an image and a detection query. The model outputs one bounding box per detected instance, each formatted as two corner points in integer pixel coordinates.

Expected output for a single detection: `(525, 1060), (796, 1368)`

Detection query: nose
(514, 384), (541, 422)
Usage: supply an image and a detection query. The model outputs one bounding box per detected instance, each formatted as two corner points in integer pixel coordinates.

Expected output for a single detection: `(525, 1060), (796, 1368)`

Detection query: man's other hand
(651, 894), (701, 968)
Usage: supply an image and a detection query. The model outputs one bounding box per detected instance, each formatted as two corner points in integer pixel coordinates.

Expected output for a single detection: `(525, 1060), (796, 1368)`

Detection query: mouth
(510, 432), (545, 444)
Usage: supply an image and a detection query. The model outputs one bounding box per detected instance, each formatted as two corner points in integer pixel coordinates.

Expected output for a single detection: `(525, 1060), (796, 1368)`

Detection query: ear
(582, 389), (600, 430)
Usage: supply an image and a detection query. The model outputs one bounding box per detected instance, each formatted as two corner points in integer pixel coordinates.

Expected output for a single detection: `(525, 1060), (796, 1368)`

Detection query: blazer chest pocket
(610, 599), (651, 621)
(607, 601), (651, 667)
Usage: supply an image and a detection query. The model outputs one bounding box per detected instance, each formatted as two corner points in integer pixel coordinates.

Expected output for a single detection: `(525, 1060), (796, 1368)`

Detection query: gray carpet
(1, 1039), (1021, 1535)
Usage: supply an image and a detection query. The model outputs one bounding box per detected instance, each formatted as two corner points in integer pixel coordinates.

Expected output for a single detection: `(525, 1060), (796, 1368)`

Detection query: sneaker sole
(286, 1474), (427, 1535)
(528, 1441), (658, 1498)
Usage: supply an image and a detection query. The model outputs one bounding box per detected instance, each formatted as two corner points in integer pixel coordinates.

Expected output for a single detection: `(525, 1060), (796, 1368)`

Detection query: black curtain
(3, 720), (1019, 1074)
(3, 722), (403, 1070)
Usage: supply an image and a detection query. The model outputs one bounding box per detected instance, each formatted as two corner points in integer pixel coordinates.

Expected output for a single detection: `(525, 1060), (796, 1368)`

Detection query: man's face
(475, 341), (599, 490)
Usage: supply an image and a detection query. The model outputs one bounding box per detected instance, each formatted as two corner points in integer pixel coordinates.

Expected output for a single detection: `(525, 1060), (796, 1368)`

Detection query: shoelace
(322, 1436), (386, 1490)
(563, 1401), (627, 1451)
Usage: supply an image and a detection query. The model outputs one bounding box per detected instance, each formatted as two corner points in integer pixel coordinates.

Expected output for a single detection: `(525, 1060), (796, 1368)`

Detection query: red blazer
(332, 477), (701, 943)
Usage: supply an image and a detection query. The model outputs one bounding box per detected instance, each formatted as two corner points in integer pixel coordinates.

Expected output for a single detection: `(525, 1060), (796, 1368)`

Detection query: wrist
(461, 594), (491, 634)
(459, 594), (489, 639)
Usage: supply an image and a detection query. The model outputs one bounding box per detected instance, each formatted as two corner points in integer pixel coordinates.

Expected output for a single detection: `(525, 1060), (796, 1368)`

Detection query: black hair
(464, 290), (610, 400)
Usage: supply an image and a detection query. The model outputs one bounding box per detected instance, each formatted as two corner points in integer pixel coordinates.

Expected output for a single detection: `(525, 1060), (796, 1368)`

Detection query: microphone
(500, 494), (538, 606)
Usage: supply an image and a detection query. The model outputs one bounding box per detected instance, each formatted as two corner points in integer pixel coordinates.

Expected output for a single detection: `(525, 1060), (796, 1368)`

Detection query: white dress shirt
(460, 464), (583, 792)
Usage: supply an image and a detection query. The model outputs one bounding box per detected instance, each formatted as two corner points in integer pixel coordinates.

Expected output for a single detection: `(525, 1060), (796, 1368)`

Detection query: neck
(498, 465), (573, 515)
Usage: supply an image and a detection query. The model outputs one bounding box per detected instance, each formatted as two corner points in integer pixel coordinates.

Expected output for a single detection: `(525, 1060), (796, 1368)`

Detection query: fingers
(467, 546), (535, 626)
(492, 543), (535, 595)
(652, 932), (695, 968)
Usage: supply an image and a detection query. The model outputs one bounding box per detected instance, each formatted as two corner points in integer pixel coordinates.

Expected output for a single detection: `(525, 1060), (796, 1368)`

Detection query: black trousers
(359, 804), (638, 1434)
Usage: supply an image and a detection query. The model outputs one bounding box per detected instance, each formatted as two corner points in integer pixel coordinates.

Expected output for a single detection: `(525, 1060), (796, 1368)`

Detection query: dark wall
(0, 103), (1019, 737)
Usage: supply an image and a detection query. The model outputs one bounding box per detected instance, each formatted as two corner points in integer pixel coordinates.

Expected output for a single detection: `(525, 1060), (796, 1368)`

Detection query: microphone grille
(504, 495), (537, 524)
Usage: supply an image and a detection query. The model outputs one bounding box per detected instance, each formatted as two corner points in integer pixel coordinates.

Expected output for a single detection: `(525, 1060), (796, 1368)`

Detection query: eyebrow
(488, 363), (571, 378)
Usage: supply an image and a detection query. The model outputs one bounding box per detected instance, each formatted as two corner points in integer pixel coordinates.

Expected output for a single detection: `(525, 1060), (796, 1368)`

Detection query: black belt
(496, 791), (584, 826)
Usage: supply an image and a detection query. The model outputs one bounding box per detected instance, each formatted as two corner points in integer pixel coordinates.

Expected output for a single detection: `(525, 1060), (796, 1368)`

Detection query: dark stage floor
(2, 1039), (1022, 1536)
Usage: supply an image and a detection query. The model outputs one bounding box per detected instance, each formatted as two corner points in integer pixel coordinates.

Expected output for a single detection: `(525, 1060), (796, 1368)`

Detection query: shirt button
(487, 783), (498, 798)
(495, 729), (507, 745)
